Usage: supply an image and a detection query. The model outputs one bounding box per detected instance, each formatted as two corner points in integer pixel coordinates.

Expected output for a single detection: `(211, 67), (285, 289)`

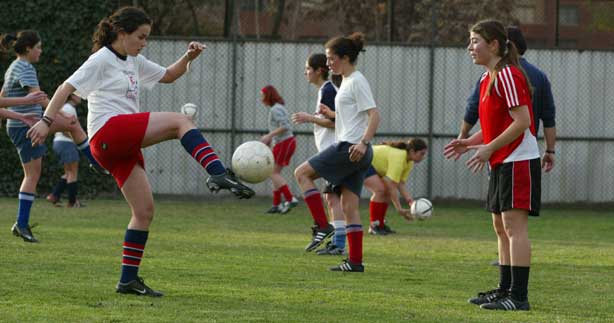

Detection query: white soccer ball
(180, 103), (198, 119)
(231, 141), (274, 184)
(411, 198), (433, 219)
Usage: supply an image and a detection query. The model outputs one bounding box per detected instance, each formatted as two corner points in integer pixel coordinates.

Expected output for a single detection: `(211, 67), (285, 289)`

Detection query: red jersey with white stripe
(479, 65), (540, 168)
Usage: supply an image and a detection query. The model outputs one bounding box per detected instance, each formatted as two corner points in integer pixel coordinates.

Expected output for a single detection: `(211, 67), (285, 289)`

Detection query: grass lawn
(1, 197), (613, 322)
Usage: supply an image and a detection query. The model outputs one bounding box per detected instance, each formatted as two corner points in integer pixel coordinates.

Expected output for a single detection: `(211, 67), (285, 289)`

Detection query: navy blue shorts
(7, 126), (47, 164)
(308, 141), (373, 196)
(53, 140), (80, 165)
(364, 165), (378, 179)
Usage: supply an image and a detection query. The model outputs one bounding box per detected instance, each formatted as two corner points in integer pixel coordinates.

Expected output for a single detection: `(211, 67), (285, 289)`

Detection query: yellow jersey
(371, 145), (414, 183)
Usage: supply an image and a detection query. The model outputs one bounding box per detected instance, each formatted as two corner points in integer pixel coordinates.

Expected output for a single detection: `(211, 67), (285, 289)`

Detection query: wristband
(41, 115), (54, 127)
(545, 150), (555, 154)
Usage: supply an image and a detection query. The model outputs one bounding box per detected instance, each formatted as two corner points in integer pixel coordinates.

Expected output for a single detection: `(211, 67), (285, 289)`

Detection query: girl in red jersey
(444, 20), (540, 311)
(260, 85), (298, 214)
(27, 7), (254, 297)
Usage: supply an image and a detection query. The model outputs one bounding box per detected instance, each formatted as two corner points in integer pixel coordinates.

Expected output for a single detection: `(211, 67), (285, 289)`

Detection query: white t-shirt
(54, 103), (78, 143)
(334, 71), (376, 144)
(66, 47), (166, 137)
(313, 80), (337, 151)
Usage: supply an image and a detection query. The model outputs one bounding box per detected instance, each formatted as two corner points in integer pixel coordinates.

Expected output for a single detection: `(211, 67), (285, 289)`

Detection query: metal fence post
(426, 2), (438, 199)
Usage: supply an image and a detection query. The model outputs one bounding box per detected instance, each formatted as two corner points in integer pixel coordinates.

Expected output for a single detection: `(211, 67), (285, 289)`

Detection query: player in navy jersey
(292, 53), (346, 255)
(444, 19), (540, 311)
(260, 85), (298, 214)
(27, 7), (254, 297)
(1, 31), (104, 243)
(294, 32), (380, 272)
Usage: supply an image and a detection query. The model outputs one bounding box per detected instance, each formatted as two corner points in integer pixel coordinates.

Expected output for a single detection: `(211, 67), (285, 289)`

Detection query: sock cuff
(303, 188), (320, 198)
(18, 192), (35, 201)
(346, 224), (363, 233)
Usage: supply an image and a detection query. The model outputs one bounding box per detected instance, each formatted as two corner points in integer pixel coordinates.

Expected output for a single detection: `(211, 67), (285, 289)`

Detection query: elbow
(518, 118), (531, 130)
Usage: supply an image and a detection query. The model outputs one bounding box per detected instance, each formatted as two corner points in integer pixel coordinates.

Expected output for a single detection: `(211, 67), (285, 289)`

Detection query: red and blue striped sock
(120, 229), (149, 283)
(76, 137), (101, 167)
(180, 129), (225, 176)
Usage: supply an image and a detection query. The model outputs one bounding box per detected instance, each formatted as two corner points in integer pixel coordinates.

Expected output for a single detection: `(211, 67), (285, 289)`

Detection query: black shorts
(486, 158), (541, 216)
(308, 141), (373, 197)
(322, 181), (341, 195)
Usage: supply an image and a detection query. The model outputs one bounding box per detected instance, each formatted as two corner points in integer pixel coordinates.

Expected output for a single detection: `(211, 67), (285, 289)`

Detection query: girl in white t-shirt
(294, 32), (380, 272)
(46, 94), (85, 208)
(292, 53), (346, 255)
(27, 6), (254, 297)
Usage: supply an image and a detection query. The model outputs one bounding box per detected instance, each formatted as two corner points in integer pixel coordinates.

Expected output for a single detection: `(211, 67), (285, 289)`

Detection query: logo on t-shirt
(123, 70), (138, 101)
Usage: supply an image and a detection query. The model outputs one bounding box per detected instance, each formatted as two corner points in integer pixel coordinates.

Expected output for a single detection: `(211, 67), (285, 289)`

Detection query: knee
(133, 203), (155, 223)
(493, 223), (507, 238)
(294, 166), (306, 182)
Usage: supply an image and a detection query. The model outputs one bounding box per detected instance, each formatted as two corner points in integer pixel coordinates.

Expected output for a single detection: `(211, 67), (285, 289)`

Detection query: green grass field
(1, 197), (613, 323)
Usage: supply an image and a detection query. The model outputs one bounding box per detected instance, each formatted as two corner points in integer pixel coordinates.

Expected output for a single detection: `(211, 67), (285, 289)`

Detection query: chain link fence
(140, 37), (614, 203)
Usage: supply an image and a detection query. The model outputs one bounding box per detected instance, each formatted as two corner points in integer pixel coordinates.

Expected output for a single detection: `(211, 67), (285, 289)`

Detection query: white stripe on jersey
(504, 67), (519, 106)
(499, 67), (519, 107)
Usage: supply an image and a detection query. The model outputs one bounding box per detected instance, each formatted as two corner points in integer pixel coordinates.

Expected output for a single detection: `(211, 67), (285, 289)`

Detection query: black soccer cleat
(265, 205), (285, 214)
(468, 288), (509, 305)
(281, 197), (299, 214)
(368, 224), (388, 236)
(11, 223), (39, 243)
(480, 296), (530, 311)
(329, 259), (364, 272)
(206, 169), (255, 199)
(315, 242), (346, 256)
(382, 224), (396, 234)
(305, 224), (334, 252)
(116, 276), (163, 297)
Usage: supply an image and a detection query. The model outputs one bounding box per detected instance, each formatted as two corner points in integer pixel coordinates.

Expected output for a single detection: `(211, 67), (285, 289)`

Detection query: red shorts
(90, 112), (150, 188)
(272, 136), (296, 167)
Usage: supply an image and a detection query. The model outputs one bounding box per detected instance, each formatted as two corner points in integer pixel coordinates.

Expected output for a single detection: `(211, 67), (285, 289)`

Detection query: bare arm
(27, 86), (49, 108)
(465, 105), (531, 172)
(0, 91), (47, 108)
(159, 42), (204, 84)
(25, 82), (76, 145)
(397, 181), (413, 206)
(458, 120), (475, 139)
(349, 108), (380, 162)
(542, 126), (556, 172)
(291, 112), (335, 129)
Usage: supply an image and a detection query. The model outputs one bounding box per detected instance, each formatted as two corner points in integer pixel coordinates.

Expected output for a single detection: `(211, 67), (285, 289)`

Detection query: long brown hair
(470, 19), (532, 96)
(381, 138), (427, 155)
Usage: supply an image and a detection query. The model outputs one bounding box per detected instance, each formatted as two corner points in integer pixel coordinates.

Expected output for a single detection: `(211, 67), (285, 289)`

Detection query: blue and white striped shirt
(2, 59), (42, 128)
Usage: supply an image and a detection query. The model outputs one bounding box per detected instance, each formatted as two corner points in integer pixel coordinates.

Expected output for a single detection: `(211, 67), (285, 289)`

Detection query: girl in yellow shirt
(363, 138), (428, 235)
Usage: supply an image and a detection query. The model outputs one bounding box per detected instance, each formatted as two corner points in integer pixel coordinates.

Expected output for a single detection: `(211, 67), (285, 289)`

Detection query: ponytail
(381, 138), (427, 153)
(92, 18), (116, 52)
(470, 20), (532, 97)
(0, 31), (40, 54)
